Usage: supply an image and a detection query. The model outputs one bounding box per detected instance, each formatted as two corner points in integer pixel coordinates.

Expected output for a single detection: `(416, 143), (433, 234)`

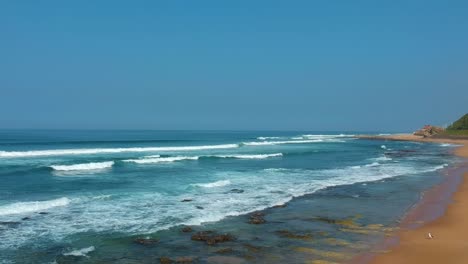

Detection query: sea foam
(63, 246), (95, 257)
(212, 153), (283, 159)
(50, 161), (114, 171)
(125, 153), (282, 164)
(243, 139), (323, 146)
(193, 180), (231, 188)
(257, 136), (281, 140)
(0, 144), (239, 158)
(124, 156), (199, 164)
(0, 197), (70, 216)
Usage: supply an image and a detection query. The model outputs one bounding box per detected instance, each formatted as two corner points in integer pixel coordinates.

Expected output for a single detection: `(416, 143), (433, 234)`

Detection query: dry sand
(357, 134), (468, 264)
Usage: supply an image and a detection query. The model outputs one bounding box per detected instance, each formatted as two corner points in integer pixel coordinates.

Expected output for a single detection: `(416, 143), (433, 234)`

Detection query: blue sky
(1, 1), (467, 131)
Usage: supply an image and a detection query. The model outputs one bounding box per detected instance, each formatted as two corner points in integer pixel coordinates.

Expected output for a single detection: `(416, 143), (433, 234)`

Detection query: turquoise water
(0, 130), (458, 263)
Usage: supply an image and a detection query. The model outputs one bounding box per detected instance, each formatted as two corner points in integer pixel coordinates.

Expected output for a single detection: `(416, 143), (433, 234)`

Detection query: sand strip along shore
(355, 134), (468, 264)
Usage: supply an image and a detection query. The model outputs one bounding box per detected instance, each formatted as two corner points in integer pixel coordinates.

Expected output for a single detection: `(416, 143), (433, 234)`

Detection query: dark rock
(191, 231), (235, 245)
(229, 189), (244, 193)
(181, 226), (193, 233)
(413, 125), (445, 137)
(181, 199), (193, 202)
(175, 256), (195, 263)
(312, 216), (339, 224)
(134, 237), (159, 245)
(248, 212), (266, 224)
(243, 243), (261, 252)
(38, 212), (49, 215)
(191, 231), (214, 241)
(216, 248), (234, 254)
(275, 230), (313, 240)
(206, 256), (246, 264)
(272, 204), (287, 208)
(195, 206), (204, 210)
(22, 217), (31, 221)
(249, 218), (265, 224)
(160, 257), (173, 264)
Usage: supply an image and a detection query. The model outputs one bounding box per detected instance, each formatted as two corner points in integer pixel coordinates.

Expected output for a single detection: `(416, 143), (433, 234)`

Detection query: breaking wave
(210, 153), (283, 159)
(63, 246), (95, 257)
(123, 156), (199, 164)
(243, 139), (323, 146)
(257, 136), (281, 140)
(0, 144), (239, 158)
(192, 180), (231, 188)
(50, 161), (114, 171)
(0, 197), (70, 216)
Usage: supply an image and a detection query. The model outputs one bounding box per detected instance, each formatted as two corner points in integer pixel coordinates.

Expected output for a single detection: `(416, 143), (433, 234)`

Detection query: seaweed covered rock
(181, 226), (193, 233)
(191, 231), (235, 245)
(248, 212), (266, 224)
(134, 237), (159, 245)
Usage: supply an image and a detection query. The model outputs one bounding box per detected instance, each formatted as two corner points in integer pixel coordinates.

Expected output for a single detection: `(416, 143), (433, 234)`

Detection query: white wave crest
(439, 143), (462, 147)
(364, 162), (381, 167)
(214, 153), (283, 159)
(0, 197), (70, 216)
(257, 136), (281, 140)
(243, 139), (323, 146)
(63, 246), (95, 257)
(193, 180), (231, 188)
(299, 134), (354, 139)
(124, 156), (199, 164)
(381, 145), (387, 149)
(431, 163), (448, 171)
(373, 156), (392, 162)
(0, 144), (239, 158)
(50, 161), (114, 171)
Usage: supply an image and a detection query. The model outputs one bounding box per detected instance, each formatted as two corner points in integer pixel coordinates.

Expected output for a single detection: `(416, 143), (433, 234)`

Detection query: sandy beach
(358, 134), (468, 264)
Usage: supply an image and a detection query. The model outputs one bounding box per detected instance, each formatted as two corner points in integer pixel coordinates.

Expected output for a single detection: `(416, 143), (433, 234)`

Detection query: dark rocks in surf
(175, 256), (195, 263)
(181, 226), (193, 233)
(159, 256), (196, 264)
(206, 256), (246, 264)
(21, 217), (31, 221)
(134, 237), (159, 245)
(312, 216), (340, 224)
(195, 206), (204, 210)
(191, 231), (235, 245)
(159, 257), (173, 264)
(275, 230), (313, 240)
(181, 199), (193, 202)
(272, 204), (287, 208)
(216, 247), (234, 254)
(38, 212), (49, 215)
(248, 212), (266, 224)
(229, 189), (244, 194)
(243, 243), (262, 252)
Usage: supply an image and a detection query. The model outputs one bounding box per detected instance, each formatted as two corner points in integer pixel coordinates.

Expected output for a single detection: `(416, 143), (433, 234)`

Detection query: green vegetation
(444, 114), (468, 136)
(444, 129), (468, 136)
(447, 113), (468, 130)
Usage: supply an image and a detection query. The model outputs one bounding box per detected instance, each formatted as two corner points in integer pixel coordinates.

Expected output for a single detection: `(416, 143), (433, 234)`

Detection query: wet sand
(357, 134), (468, 264)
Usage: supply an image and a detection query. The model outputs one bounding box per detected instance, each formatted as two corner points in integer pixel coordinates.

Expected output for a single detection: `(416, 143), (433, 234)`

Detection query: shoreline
(355, 134), (468, 264)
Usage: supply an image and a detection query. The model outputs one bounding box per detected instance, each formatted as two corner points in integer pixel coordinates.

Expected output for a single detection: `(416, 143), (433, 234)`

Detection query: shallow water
(0, 130), (458, 263)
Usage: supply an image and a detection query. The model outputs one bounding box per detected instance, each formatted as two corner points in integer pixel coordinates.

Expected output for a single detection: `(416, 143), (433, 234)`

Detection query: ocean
(0, 130), (459, 263)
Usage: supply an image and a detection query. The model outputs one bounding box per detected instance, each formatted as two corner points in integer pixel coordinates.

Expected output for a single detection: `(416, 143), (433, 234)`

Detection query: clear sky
(1, 1), (467, 131)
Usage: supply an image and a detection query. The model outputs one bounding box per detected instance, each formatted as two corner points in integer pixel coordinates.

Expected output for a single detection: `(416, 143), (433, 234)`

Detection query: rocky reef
(413, 125), (445, 137)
